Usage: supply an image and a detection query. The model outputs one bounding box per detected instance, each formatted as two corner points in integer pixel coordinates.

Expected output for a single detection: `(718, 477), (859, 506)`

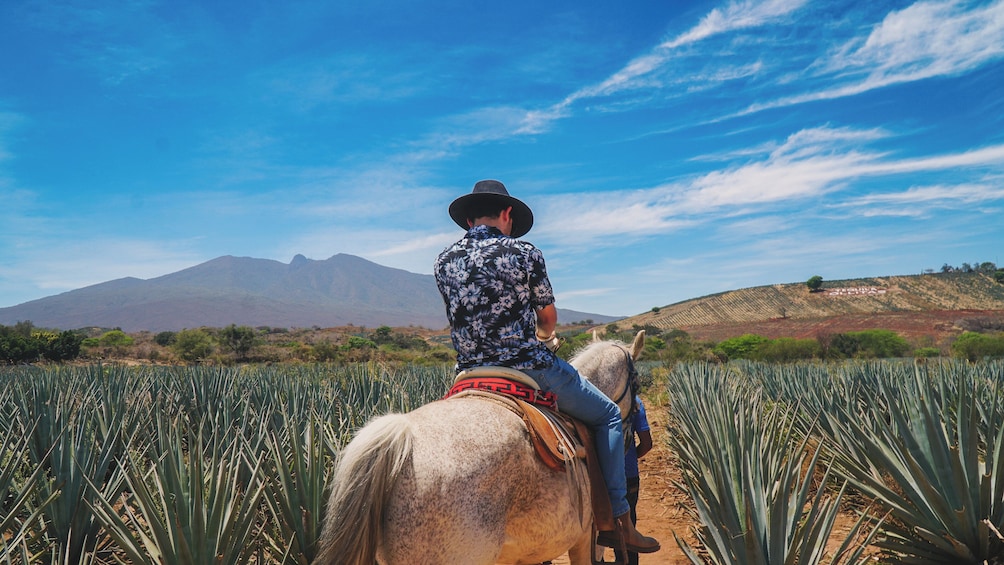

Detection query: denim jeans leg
(524, 357), (629, 516)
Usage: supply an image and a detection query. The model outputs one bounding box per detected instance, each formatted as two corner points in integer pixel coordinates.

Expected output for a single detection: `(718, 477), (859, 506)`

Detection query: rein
(610, 346), (640, 422)
(612, 346), (642, 449)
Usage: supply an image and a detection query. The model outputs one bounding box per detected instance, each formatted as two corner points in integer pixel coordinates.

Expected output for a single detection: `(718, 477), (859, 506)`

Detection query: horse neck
(573, 342), (634, 414)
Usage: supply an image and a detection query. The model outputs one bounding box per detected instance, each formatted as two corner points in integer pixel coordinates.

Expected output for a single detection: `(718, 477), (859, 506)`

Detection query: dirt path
(551, 397), (700, 564)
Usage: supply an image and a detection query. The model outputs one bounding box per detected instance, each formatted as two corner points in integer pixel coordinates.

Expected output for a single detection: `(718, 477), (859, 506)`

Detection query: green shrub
(713, 333), (769, 361)
(850, 329), (910, 358)
(753, 337), (820, 362)
(154, 331), (177, 346)
(951, 331), (1004, 361)
(172, 329), (215, 362)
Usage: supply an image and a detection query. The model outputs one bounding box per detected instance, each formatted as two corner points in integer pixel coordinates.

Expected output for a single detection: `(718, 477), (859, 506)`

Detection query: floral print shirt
(434, 225), (557, 371)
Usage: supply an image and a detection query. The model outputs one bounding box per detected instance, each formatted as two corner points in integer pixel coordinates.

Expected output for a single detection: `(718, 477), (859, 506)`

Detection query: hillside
(0, 253), (620, 332)
(617, 272), (1004, 344)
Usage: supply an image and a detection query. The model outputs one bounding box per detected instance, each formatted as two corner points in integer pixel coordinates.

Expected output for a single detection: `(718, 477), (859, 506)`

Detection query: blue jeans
(524, 357), (629, 517)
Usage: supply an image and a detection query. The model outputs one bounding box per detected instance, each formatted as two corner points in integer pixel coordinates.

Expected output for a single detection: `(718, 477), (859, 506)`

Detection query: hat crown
(448, 179), (534, 238)
(472, 179), (509, 196)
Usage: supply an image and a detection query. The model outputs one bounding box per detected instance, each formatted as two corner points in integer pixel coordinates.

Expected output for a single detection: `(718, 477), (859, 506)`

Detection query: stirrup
(591, 523), (628, 565)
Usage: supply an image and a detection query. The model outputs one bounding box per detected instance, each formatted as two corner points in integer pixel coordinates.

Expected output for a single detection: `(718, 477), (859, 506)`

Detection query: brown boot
(596, 512), (660, 554)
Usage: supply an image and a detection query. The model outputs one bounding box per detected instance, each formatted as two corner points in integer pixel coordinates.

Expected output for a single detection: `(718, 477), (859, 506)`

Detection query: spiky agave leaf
(668, 363), (879, 565)
(822, 362), (1004, 564)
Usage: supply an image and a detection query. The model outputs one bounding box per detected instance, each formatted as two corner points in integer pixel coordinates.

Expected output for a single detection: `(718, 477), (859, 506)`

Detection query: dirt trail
(550, 398), (700, 564)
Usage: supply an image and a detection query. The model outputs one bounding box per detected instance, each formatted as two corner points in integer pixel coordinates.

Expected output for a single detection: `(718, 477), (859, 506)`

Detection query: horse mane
(571, 330), (645, 366)
(569, 339), (628, 367)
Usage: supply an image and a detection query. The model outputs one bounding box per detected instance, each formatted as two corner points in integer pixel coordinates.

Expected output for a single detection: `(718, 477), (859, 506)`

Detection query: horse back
(378, 396), (591, 564)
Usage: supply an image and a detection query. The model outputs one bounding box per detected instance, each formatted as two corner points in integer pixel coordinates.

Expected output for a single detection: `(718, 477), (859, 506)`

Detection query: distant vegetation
(0, 321), (84, 364)
(3, 261), (1004, 365)
(1, 321), (456, 365)
(936, 260), (1002, 277)
(4, 316), (1004, 365)
(596, 323), (1004, 363)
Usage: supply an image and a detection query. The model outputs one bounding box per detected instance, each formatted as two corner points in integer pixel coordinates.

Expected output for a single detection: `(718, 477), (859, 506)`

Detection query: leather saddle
(446, 366), (616, 532)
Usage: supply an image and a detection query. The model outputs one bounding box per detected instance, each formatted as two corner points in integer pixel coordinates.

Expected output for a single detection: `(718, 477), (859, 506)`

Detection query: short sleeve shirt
(434, 225), (557, 371)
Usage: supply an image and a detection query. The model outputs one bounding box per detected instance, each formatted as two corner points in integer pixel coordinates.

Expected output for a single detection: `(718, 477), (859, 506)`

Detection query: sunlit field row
(664, 358), (1004, 564)
(2, 358), (1003, 563)
(0, 363), (452, 564)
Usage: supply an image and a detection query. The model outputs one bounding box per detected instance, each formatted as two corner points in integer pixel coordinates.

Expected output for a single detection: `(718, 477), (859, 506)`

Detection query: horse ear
(592, 329), (599, 342)
(630, 330), (645, 360)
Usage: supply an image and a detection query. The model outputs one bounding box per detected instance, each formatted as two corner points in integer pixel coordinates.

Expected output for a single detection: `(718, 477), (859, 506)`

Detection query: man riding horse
(434, 179), (661, 555)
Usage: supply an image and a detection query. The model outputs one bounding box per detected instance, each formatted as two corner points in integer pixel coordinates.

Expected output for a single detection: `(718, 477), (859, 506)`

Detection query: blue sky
(2, 0), (1003, 318)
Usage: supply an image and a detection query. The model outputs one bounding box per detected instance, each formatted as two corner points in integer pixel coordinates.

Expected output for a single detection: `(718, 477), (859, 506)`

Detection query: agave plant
(13, 368), (129, 563)
(1, 412), (59, 563)
(89, 413), (267, 565)
(821, 361), (1004, 564)
(257, 410), (338, 564)
(668, 363), (880, 565)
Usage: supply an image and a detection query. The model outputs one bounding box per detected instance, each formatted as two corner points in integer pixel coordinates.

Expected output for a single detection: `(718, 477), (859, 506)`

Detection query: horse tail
(316, 413), (414, 565)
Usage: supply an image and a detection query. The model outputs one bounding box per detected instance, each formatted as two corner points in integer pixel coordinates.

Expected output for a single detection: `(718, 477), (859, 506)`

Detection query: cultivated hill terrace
(616, 272), (1004, 344)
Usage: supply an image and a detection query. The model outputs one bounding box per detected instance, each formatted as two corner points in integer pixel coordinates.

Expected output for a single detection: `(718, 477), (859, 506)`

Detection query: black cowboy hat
(448, 179), (534, 238)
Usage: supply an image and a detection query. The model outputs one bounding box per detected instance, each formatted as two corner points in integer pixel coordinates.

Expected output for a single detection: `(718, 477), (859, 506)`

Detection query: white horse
(316, 331), (646, 565)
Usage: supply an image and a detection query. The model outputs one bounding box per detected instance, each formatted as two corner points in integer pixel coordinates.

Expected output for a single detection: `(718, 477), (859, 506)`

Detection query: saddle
(444, 367), (616, 533)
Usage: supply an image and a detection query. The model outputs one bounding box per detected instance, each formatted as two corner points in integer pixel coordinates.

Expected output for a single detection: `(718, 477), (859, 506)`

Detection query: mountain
(615, 272), (1004, 343)
(0, 254), (622, 332)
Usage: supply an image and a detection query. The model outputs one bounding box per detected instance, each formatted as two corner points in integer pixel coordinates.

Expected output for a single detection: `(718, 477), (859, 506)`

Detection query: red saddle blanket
(446, 375), (557, 410)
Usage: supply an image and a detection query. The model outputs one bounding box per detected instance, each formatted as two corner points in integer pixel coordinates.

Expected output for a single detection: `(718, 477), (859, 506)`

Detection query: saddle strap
(572, 418), (616, 532)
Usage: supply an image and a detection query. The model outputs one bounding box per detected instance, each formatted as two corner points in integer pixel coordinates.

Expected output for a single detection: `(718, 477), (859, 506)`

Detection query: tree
(154, 331), (177, 346)
(371, 325), (394, 345)
(97, 330), (134, 356)
(41, 330), (84, 362)
(806, 275), (823, 292)
(173, 328), (215, 363)
(219, 324), (259, 361)
(0, 327), (39, 364)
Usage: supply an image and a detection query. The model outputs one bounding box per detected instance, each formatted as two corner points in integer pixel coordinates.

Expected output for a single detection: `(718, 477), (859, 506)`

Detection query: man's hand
(536, 330), (561, 352)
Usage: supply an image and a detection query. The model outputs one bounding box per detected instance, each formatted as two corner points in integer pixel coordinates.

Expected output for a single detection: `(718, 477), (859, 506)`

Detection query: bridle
(610, 346), (641, 444)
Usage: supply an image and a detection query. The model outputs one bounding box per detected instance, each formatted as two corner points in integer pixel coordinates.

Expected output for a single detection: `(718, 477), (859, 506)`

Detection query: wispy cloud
(517, 0), (809, 133)
(538, 125), (1004, 243)
(662, 0), (810, 49)
(847, 182), (1004, 206)
(744, 0), (1004, 113)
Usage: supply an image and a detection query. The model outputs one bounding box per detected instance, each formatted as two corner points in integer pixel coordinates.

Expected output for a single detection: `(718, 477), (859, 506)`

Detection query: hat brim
(449, 193), (534, 238)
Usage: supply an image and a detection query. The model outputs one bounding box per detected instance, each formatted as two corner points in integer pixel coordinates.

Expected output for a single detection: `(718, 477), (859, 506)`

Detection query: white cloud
(836, 182), (1004, 220)
(744, 0), (1004, 113)
(519, 0), (809, 134)
(832, 0), (1004, 80)
(662, 0), (809, 49)
(537, 126), (1004, 244)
